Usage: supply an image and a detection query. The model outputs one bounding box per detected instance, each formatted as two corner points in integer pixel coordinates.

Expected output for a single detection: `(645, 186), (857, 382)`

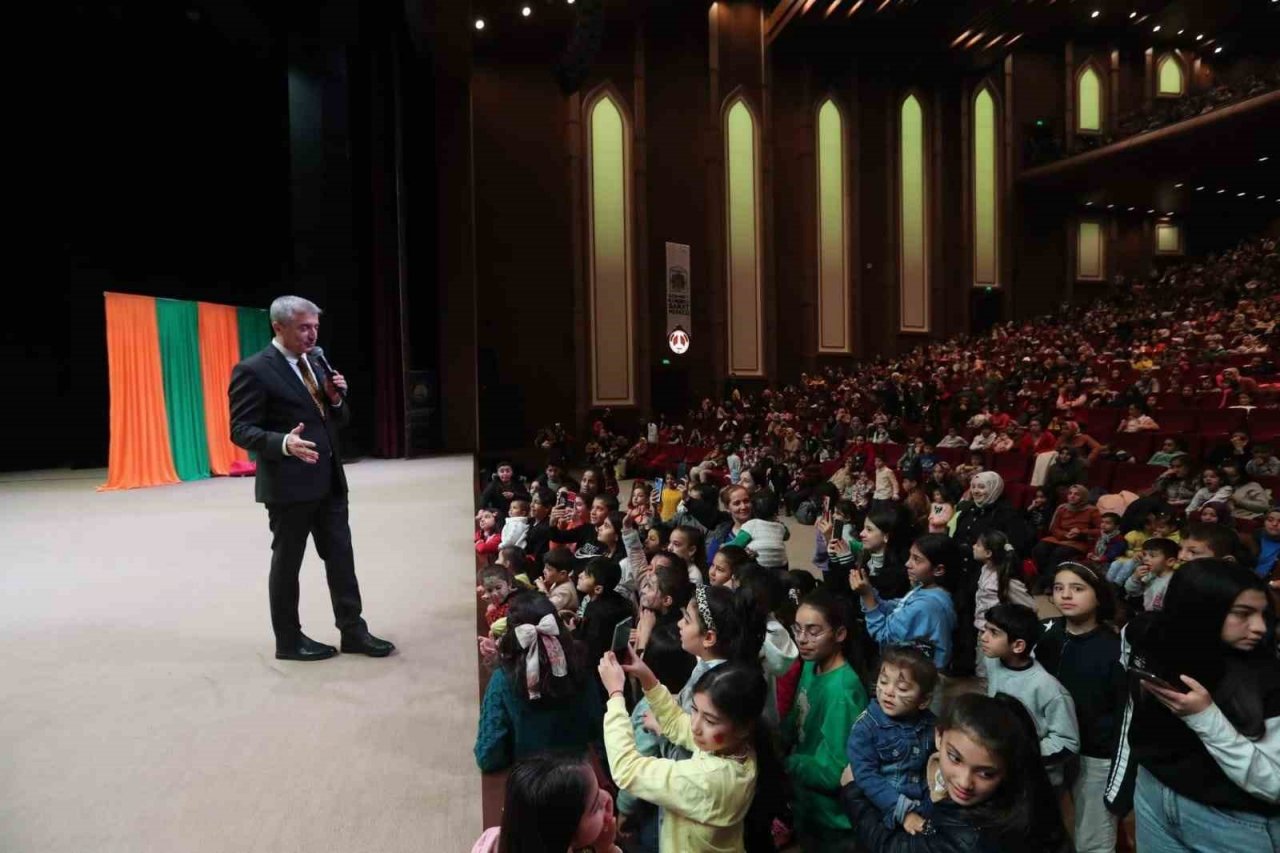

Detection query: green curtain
(156, 299), (210, 481)
(235, 307), (272, 462)
(237, 307), (273, 360)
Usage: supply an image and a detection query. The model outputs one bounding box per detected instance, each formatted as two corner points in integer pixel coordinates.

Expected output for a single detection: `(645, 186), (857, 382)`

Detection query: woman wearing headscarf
(1044, 445), (1088, 507)
(949, 471), (1035, 677)
(1031, 484), (1102, 575)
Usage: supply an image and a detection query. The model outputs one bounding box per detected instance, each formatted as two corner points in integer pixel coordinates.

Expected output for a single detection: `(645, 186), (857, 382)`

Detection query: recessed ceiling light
(1085, 201), (1093, 206)
(1196, 34), (1203, 40)
(1127, 206), (1135, 211)
(1167, 212), (1175, 216)
(1091, 10), (1100, 19)
(1215, 47), (1223, 54)
(474, 18), (485, 30)
(1217, 189), (1226, 194)
(1130, 11), (1138, 19)
(1147, 209), (1156, 214)
(1260, 156), (1270, 162)
(1196, 186), (1206, 191)
(1238, 192), (1246, 197)
(1260, 196), (1268, 200)
(1153, 25), (1161, 33)
(1107, 204), (1116, 209)
(1177, 29), (1185, 35)
(1174, 183), (1183, 188)
(522, 5), (532, 16)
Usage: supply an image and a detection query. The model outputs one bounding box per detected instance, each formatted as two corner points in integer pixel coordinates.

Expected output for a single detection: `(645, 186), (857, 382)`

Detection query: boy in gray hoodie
(981, 602), (1080, 787)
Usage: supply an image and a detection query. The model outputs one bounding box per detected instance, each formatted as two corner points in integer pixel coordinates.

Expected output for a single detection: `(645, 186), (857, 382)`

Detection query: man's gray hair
(269, 295), (322, 325)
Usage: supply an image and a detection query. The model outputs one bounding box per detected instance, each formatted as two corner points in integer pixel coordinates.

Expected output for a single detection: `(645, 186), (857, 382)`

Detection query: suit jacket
(229, 344), (350, 504)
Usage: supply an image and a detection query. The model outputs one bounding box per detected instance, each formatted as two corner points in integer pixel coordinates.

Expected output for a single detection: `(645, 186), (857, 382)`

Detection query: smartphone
(832, 519), (847, 542)
(654, 477), (664, 496)
(611, 616), (635, 663)
(1132, 667), (1185, 693)
(558, 493), (569, 509)
(822, 494), (832, 523)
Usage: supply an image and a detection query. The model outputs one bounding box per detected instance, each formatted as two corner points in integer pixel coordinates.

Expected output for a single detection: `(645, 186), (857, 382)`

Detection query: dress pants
(266, 493), (367, 643)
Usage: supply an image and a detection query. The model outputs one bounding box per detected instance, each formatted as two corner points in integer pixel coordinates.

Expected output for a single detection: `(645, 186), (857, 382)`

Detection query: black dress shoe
(275, 634), (338, 661)
(340, 631), (396, 657)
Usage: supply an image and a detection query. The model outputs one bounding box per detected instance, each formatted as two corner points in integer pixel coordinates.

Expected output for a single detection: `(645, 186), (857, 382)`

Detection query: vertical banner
(664, 241), (691, 354)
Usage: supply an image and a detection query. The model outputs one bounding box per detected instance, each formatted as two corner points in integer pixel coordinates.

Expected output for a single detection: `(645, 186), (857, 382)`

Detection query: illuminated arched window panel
(1077, 65), (1103, 133)
(816, 98), (851, 353)
(1157, 54), (1185, 97)
(899, 93), (929, 333)
(725, 97), (763, 376)
(1156, 222), (1183, 255)
(586, 90), (635, 405)
(972, 85), (1000, 287)
(1077, 220), (1105, 280)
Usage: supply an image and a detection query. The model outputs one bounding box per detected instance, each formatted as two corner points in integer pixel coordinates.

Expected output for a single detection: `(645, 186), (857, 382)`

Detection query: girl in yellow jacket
(598, 650), (767, 853)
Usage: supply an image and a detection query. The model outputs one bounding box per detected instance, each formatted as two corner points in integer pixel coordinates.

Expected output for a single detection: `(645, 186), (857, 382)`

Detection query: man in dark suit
(229, 295), (394, 661)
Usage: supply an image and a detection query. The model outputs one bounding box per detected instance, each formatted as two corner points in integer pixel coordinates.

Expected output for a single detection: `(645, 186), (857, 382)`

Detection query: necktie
(298, 356), (327, 418)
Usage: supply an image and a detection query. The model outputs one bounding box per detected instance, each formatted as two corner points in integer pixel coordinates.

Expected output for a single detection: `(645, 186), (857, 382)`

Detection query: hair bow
(513, 614), (567, 699)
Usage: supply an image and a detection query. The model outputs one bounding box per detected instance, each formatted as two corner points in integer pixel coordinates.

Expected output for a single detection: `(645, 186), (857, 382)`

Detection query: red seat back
(1111, 432), (1154, 461)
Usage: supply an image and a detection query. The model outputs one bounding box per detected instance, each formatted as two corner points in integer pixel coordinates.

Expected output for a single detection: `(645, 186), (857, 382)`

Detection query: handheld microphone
(310, 345), (347, 399)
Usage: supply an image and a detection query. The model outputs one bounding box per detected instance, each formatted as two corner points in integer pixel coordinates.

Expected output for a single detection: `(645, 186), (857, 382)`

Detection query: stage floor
(0, 457), (481, 853)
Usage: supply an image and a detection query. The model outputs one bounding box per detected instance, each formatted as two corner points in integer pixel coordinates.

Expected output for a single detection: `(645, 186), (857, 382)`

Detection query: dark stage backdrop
(8, 1), (463, 473)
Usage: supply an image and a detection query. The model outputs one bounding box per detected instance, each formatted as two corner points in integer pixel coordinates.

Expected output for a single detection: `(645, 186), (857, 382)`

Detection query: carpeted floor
(0, 457), (481, 853)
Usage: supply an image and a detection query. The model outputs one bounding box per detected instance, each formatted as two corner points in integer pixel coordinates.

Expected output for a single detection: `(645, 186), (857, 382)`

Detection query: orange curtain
(198, 302), (248, 475)
(99, 294), (180, 490)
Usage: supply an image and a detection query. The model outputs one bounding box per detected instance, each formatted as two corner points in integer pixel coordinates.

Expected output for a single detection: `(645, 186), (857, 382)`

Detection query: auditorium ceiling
(767, 0), (1280, 66)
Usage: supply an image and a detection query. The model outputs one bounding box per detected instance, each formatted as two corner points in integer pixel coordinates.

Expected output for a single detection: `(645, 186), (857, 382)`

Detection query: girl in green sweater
(783, 587), (870, 852)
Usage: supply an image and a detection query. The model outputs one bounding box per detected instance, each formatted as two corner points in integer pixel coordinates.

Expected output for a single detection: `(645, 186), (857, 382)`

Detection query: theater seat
(1200, 409), (1246, 436)
(993, 452), (1031, 484)
(1087, 460), (1116, 491)
(1003, 482), (1031, 509)
(1247, 411), (1280, 441)
(1156, 410), (1198, 434)
(1111, 464), (1163, 494)
(1111, 432), (1154, 461)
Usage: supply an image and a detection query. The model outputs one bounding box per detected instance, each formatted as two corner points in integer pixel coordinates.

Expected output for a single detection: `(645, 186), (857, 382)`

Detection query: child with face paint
(846, 643), (940, 835)
(841, 692), (1067, 851)
(782, 588), (870, 851)
(599, 652), (770, 852)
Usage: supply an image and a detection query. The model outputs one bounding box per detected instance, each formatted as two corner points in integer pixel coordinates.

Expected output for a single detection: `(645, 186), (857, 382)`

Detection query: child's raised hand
(641, 709), (662, 735)
(598, 651), (627, 695)
(849, 567), (871, 593)
(815, 517), (833, 537)
(477, 636), (498, 668)
(618, 639), (657, 689)
(535, 576), (548, 593)
(828, 537), (851, 558)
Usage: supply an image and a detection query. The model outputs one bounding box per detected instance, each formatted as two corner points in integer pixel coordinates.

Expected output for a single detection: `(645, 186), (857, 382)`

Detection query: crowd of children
(471, 237), (1279, 851)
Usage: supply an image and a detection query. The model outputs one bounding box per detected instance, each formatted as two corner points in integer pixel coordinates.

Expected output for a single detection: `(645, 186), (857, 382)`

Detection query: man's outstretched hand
(285, 423), (319, 463)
